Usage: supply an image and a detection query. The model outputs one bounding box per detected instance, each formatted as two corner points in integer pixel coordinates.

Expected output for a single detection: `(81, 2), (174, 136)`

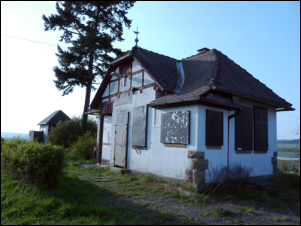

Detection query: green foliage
(1, 139), (65, 188)
(1, 137), (5, 146)
(155, 211), (172, 221)
(72, 131), (97, 160)
(281, 161), (288, 171)
(48, 115), (97, 148)
(42, 1), (135, 130)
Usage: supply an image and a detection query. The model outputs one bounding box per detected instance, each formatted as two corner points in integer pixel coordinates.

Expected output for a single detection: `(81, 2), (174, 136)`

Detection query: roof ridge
(215, 50), (291, 106)
(181, 49), (214, 61)
(138, 47), (178, 61)
(209, 49), (219, 89)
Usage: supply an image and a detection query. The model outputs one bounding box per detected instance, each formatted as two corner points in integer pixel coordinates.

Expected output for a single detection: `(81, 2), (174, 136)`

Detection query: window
(206, 109), (223, 146)
(235, 106), (253, 151)
(160, 111), (190, 144)
(235, 106), (268, 152)
(254, 106), (268, 151)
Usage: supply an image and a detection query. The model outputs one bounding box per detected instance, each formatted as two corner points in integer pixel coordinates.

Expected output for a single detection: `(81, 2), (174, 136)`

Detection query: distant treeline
(277, 139), (300, 144)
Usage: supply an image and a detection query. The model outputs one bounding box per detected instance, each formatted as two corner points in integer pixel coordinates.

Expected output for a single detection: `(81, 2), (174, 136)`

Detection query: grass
(238, 205), (254, 213)
(2, 154), (300, 224)
(1, 159), (177, 225)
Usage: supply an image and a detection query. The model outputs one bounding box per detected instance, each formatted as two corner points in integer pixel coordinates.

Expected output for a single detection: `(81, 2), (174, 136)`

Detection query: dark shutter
(254, 106), (268, 151)
(206, 109), (223, 146)
(235, 106), (253, 151)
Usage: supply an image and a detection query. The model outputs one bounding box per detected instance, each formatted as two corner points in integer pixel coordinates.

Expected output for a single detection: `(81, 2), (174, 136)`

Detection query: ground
(75, 161), (300, 225)
(1, 159), (300, 225)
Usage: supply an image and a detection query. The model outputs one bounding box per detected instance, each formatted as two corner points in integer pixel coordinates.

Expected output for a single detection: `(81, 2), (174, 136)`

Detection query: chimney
(197, 48), (210, 54)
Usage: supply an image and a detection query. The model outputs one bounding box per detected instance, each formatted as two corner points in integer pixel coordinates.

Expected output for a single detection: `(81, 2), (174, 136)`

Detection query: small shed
(37, 110), (70, 144)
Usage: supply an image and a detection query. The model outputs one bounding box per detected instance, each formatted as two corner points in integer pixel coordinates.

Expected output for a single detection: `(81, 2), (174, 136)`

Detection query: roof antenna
(133, 26), (140, 48)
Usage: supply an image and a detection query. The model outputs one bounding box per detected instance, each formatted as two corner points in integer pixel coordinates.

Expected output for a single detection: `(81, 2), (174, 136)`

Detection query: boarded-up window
(206, 110), (223, 146)
(160, 111), (190, 144)
(235, 107), (253, 151)
(132, 106), (147, 147)
(254, 106), (268, 151)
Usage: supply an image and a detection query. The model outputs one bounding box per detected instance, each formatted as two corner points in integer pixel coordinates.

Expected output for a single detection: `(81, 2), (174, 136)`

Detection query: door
(114, 124), (128, 167)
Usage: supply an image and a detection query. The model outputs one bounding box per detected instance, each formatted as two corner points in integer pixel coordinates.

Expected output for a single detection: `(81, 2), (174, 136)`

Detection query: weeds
(155, 211), (173, 221)
(281, 161), (288, 171)
(239, 205), (254, 213)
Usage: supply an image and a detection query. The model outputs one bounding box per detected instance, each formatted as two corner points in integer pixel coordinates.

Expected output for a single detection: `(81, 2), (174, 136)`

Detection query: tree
(42, 1), (135, 131)
(47, 115), (98, 147)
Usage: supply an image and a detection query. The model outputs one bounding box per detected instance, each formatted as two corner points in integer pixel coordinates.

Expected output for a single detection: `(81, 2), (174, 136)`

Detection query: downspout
(227, 109), (241, 168)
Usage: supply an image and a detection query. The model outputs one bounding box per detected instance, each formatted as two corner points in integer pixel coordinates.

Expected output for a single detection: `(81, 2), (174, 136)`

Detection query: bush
(47, 115), (97, 148)
(207, 162), (254, 190)
(1, 139), (65, 188)
(281, 161), (288, 171)
(71, 131), (97, 160)
(1, 137), (5, 146)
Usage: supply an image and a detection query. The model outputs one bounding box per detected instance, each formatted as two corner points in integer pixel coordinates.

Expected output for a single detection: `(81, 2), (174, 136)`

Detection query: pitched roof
(133, 47), (178, 91)
(150, 49), (293, 110)
(90, 47), (293, 110)
(37, 110), (70, 125)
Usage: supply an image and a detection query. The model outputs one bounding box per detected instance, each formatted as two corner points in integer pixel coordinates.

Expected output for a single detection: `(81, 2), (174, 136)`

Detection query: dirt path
(77, 164), (300, 225)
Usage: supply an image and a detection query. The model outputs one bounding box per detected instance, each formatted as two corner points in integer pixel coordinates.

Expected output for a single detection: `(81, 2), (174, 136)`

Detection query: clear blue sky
(1, 1), (300, 140)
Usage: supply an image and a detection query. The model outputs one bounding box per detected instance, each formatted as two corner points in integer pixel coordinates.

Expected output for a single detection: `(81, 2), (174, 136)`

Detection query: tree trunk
(81, 49), (94, 131)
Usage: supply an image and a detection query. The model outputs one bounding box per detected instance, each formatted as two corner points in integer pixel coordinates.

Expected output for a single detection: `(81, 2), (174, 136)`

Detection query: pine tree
(42, 1), (135, 131)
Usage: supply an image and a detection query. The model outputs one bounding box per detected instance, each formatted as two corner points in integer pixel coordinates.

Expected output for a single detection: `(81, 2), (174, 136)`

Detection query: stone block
(185, 169), (205, 184)
(273, 164), (278, 175)
(185, 169), (193, 182)
(188, 151), (204, 159)
(191, 159), (208, 170)
(271, 157), (277, 164)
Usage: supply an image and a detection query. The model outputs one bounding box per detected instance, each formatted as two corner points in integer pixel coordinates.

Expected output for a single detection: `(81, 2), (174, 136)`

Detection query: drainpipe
(227, 109), (241, 168)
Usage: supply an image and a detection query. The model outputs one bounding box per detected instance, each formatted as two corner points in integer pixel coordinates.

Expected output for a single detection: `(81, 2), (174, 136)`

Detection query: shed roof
(37, 110), (70, 125)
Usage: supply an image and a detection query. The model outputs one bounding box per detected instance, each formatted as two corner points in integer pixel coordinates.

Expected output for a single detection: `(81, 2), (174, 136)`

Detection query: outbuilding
(37, 110), (70, 144)
(88, 46), (294, 190)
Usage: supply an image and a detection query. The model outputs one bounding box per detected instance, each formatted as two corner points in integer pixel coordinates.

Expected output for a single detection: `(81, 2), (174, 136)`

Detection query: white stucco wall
(100, 93), (277, 182)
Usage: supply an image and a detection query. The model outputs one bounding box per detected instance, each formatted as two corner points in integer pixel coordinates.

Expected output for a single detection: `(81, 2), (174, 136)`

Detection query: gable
(94, 59), (157, 106)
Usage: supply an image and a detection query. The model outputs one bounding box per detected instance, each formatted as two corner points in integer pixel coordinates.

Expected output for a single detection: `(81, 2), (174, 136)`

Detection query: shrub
(1, 139), (65, 188)
(207, 162), (254, 190)
(1, 137), (5, 146)
(71, 131), (97, 160)
(47, 115), (97, 148)
(281, 161), (288, 171)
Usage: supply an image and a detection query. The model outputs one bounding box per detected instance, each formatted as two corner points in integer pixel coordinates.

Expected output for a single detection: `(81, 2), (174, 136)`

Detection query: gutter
(214, 87), (293, 111)
(148, 96), (242, 110)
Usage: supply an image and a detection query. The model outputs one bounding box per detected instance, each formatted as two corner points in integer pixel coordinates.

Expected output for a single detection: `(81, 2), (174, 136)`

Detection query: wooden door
(114, 124), (128, 167)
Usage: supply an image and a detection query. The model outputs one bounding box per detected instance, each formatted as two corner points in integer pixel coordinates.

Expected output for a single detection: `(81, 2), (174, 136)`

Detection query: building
(88, 46), (294, 190)
(37, 110), (70, 144)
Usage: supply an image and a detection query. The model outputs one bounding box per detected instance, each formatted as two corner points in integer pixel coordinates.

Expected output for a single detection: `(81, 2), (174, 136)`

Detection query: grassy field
(1, 158), (300, 225)
(277, 143), (300, 158)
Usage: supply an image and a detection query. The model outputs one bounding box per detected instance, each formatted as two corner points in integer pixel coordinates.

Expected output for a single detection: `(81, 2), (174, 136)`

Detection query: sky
(1, 1), (300, 140)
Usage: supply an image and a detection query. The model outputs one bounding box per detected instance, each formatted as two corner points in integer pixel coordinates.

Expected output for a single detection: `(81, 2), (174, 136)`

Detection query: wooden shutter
(235, 106), (253, 151)
(206, 109), (223, 146)
(254, 106), (268, 151)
